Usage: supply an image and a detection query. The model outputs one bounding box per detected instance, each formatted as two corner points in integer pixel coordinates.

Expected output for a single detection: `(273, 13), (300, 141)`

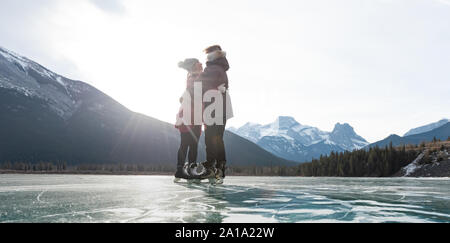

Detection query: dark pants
(205, 123), (226, 164)
(177, 126), (202, 168)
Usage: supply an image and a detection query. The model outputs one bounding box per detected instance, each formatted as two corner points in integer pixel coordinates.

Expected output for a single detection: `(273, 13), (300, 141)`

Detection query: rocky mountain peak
(274, 116), (300, 129)
(332, 123), (356, 135)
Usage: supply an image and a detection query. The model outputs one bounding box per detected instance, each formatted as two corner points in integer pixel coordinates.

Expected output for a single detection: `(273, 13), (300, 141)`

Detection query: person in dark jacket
(199, 45), (233, 184)
(174, 58), (203, 180)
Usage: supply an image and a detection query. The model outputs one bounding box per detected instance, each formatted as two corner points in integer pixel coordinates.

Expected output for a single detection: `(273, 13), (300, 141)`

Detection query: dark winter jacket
(200, 51), (229, 93)
(199, 50), (233, 124)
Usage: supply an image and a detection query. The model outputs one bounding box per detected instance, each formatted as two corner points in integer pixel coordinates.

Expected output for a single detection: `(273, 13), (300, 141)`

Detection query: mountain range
(229, 117), (369, 162)
(404, 119), (449, 136)
(369, 121), (450, 148)
(1, 46), (448, 168)
(0, 46), (295, 167)
(230, 117), (450, 162)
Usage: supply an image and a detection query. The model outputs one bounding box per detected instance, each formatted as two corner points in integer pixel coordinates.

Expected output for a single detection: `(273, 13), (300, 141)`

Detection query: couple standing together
(175, 45), (233, 184)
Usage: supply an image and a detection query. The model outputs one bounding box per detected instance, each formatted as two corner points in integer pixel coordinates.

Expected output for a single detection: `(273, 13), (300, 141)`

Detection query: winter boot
(200, 161), (216, 179)
(187, 163), (202, 180)
(174, 165), (190, 180)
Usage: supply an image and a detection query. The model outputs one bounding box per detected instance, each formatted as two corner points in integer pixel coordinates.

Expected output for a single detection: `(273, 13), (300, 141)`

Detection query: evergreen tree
(298, 144), (418, 177)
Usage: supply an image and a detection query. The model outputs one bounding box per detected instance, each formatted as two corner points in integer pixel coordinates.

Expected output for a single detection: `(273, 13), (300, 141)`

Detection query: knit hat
(178, 58), (199, 72)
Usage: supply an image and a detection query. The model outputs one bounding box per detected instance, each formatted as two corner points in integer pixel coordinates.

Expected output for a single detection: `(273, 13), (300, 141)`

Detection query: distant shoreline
(0, 170), (283, 177)
(1, 170), (449, 178)
(2, 141), (449, 178)
(0, 170), (173, 176)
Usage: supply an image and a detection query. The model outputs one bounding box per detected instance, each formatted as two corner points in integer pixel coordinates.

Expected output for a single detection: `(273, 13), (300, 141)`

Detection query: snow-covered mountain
(329, 122), (369, 151)
(404, 119), (449, 136)
(0, 46), (93, 120)
(229, 116), (369, 162)
(368, 118), (450, 148)
(229, 117), (329, 146)
(369, 122), (450, 148)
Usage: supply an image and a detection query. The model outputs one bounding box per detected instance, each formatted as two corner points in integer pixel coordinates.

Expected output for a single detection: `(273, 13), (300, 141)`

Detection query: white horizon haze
(1, 0), (449, 143)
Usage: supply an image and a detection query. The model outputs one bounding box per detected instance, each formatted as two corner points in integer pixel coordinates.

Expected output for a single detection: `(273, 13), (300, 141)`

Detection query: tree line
(2, 140), (447, 177)
(0, 161), (298, 176)
(0, 162), (175, 174)
(298, 143), (419, 177)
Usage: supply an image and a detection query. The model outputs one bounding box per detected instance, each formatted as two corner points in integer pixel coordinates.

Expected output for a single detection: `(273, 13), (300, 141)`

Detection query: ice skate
(215, 161), (226, 184)
(199, 161), (217, 183)
(173, 163), (190, 183)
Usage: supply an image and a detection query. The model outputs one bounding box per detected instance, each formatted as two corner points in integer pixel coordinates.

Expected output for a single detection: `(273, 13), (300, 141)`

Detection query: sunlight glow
(1, 0), (449, 142)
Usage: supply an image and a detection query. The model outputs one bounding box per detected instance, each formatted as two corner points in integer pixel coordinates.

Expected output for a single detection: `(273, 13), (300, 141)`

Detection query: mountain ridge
(368, 122), (450, 148)
(404, 118), (449, 136)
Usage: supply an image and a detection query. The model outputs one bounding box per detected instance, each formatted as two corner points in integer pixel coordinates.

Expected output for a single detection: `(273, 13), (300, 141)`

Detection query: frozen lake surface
(0, 174), (449, 223)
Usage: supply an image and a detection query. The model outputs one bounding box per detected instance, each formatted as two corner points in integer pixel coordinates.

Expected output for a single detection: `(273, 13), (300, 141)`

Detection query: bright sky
(1, 0), (449, 142)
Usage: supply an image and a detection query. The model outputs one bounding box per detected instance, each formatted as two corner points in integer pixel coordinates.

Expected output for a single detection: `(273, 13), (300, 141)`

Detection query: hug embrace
(174, 45), (234, 184)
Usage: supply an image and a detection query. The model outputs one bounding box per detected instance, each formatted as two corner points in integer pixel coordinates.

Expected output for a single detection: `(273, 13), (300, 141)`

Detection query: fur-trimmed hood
(206, 50), (229, 71)
(207, 50), (226, 62)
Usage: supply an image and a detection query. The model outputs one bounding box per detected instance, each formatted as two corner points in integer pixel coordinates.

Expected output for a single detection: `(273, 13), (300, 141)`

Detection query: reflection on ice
(0, 175), (449, 223)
